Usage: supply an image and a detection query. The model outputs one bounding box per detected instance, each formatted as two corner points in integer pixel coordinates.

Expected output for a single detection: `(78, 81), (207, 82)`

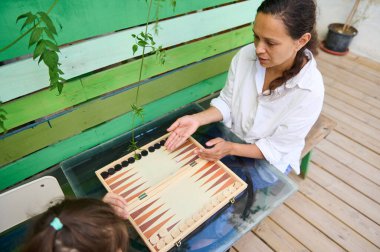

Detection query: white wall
(316, 0), (380, 62)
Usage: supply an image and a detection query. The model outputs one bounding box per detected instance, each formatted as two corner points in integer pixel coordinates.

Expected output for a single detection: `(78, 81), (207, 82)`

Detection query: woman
(105, 1), (324, 248)
(165, 0), (324, 183)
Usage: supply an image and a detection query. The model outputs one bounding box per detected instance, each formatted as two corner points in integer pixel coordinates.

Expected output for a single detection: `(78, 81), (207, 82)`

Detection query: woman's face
(253, 12), (300, 71)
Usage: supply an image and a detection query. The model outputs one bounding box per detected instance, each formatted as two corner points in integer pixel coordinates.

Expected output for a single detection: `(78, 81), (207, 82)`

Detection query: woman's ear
(297, 32), (311, 51)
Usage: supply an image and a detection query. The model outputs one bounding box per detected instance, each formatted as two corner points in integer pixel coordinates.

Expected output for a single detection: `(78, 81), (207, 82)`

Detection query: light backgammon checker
(95, 133), (247, 252)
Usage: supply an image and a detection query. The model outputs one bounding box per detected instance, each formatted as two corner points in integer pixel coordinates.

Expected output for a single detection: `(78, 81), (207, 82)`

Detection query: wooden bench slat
(302, 114), (337, 157)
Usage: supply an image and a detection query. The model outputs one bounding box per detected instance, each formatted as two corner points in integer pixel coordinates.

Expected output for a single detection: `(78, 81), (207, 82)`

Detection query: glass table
(60, 103), (298, 252)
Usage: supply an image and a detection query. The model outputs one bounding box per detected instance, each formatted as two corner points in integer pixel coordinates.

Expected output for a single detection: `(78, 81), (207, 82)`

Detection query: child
(21, 196), (129, 252)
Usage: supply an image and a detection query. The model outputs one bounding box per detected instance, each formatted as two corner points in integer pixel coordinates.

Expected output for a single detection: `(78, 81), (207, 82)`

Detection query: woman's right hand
(165, 115), (200, 151)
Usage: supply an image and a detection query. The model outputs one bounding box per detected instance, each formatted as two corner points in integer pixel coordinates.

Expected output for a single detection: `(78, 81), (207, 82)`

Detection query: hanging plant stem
(0, 0), (61, 134)
(128, 0), (175, 155)
(2, 0), (64, 93)
(129, 0), (154, 153)
(0, 0), (59, 54)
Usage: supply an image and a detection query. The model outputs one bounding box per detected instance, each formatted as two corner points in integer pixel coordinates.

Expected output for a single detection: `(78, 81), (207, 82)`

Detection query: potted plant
(321, 0), (361, 55)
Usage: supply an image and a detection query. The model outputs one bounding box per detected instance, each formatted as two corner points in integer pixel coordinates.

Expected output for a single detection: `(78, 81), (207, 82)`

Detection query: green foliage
(153, 0), (177, 34)
(131, 31), (166, 66)
(131, 104), (144, 119)
(0, 105), (7, 133)
(16, 10), (65, 94)
(155, 45), (166, 65)
(170, 0), (177, 11)
(128, 138), (139, 153)
(127, 0), (177, 152)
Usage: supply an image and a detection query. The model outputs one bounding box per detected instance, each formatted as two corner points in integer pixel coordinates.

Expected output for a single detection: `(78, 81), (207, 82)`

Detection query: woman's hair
(21, 198), (129, 252)
(257, 0), (318, 92)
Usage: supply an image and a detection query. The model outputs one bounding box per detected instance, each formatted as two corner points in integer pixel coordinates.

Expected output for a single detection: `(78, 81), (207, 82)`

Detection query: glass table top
(60, 103), (298, 252)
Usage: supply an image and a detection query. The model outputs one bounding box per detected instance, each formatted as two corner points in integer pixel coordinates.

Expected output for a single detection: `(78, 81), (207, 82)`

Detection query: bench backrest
(0, 0), (261, 190)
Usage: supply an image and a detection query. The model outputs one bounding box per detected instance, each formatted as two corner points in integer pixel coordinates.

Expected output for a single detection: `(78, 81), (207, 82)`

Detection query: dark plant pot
(324, 23), (358, 53)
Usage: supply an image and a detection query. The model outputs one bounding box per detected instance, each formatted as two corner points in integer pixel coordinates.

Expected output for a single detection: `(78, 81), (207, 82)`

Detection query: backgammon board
(95, 133), (247, 252)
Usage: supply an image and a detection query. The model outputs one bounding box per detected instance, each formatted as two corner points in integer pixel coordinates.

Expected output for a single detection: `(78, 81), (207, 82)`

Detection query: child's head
(21, 198), (129, 252)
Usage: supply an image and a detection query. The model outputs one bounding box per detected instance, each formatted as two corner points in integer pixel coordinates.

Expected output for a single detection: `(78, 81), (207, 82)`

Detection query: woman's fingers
(166, 132), (185, 151)
(166, 122), (191, 151)
(197, 148), (217, 160)
(103, 193), (129, 219)
(166, 120), (180, 132)
(195, 138), (227, 161)
(205, 137), (224, 147)
(165, 116), (200, 151)
(165, 131), (178, 150)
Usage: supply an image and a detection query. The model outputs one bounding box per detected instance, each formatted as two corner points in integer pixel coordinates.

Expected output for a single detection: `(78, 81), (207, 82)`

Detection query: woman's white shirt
(210, 43), (324, 174)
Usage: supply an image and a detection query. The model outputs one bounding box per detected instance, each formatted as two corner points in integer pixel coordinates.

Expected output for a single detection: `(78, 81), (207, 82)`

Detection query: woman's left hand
(103, 192), (129, 219)
(194, 137), (233, 161)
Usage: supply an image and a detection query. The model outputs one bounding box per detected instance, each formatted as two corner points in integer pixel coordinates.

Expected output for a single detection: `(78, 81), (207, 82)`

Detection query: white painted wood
(0, 176), (64, 232)
(0, 1), (258, 102)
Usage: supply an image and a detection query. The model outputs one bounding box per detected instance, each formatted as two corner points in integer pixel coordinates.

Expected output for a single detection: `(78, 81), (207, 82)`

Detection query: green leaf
(43, 50), (58, 69)
(29, 27), (43, 47)
(49, 67), (59, 80)
(38, 52), (45, 64)
(57, 20), (63, 31)
(57, 81), (64, 94)
(170, 0), (177, 11)
(33, 40), (46, 59)
(21, 13), (36, 30)
(0, 106), (7, 133)
(16, 12), (31, 23)
(138, 40), (147, 47)
(45, 40), (59, 52)
(0, 121), (7, 133)
(38, 11), (57, 34)
(132, 44), (138, 55)
(43, 27), (56, 41)
(131, 104), (144, 119)
(134, 153), (141, 160)
(128, 139), (139, 152)
(49, 80), (57, 90)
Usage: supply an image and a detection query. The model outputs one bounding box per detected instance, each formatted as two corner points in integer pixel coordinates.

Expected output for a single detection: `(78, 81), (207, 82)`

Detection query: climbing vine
(0, 0), (62, 133)
(0, 0), (176, 139)
(128, 0), (176, 155)
(1, 0), (63, 94)
(16, 5), (64, 93)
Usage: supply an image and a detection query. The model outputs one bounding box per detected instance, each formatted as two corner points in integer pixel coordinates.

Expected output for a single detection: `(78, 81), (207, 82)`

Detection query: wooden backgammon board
(95, 133), (247, 252)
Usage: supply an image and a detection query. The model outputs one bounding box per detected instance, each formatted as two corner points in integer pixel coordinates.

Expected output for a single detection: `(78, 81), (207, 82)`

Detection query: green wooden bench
(0, 0), (334, 191)
(0, 0), (261, 191)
